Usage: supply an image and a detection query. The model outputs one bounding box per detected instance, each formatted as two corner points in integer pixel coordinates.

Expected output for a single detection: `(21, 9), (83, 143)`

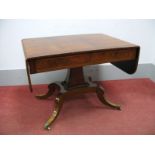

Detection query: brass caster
(44, 124), (51, 130)
(55, 97), (60, 102)
(47, 127), (51, 130)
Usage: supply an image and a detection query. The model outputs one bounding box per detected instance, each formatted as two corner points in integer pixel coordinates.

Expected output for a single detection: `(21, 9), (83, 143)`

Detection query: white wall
(0, 19), (155, 70)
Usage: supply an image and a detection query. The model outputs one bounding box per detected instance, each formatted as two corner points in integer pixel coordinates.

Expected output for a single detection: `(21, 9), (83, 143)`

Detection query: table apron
(28, 48), (137, 74)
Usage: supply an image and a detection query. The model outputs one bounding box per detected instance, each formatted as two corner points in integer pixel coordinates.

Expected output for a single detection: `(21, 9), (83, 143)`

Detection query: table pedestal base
(36, 67), (121, 130)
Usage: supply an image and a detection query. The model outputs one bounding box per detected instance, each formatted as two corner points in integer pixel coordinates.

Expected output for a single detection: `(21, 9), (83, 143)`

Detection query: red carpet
(0, 78), (155, 135)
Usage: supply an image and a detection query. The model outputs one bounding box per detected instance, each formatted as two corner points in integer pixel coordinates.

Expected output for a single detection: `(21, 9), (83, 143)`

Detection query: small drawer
(90, 48), (137, 64)
(33, 53), (91, 73)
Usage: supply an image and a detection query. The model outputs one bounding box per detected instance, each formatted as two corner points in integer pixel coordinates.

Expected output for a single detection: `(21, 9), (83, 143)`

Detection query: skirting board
(0, 63), (155, 86)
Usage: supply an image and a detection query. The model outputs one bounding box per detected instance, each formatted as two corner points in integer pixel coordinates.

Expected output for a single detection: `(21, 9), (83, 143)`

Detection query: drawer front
(90, 48), (137, 64)
(33, 54), (91, 73)
(30, 48), (137, 73)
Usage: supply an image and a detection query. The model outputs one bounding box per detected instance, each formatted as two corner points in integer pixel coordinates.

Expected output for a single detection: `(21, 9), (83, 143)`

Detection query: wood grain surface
(22, 33), (138, 59)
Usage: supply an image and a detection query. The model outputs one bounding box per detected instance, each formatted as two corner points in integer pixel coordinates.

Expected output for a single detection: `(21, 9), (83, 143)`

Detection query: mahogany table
(22, 34), (140, 130)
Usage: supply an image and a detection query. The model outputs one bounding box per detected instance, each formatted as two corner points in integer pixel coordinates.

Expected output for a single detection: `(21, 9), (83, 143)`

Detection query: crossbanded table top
(22, 33), (138, 59)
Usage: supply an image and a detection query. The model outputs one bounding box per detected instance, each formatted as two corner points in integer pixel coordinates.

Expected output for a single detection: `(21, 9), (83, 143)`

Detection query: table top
(22, 33), (138, 60)
(22, 33), (140, 92)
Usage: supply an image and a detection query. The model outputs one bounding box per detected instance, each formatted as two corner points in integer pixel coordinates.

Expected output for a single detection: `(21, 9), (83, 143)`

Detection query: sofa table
(22, 34), (140, 130)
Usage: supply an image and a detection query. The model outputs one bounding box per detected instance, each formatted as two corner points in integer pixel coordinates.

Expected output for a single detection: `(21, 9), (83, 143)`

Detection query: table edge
(25, 46), (140, 62)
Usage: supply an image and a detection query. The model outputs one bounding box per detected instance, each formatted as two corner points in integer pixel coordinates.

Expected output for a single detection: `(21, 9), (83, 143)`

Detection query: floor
(0, 78), (155, 135)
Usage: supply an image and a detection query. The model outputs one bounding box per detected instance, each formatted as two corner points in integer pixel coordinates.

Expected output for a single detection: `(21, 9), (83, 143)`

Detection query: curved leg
(96, 86), (121, 110)
(44, 94), (64, 130)
(36, 83), (59, 100)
